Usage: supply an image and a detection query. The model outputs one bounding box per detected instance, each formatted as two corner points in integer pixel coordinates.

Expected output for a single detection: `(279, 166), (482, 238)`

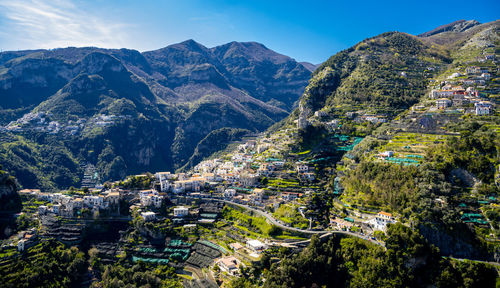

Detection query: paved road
(215, 199), (326, 234)
(214, 199), (383, 246)
(444, 256), (500, 267)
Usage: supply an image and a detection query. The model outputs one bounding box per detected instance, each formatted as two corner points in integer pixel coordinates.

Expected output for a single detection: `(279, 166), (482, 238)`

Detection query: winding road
(212, 199), (384, 246)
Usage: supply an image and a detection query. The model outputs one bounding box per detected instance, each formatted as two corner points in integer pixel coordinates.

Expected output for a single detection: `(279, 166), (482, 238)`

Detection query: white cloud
(0, 0), (130, 49)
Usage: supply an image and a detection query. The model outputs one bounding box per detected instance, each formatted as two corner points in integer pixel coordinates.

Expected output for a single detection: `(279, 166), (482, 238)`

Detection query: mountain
(0, 40), (311, 190)
(259, 19), (499, 260)
(418, 19), (481, 37)
(296, 31), (451, 125)
(299, 62), (319, 72)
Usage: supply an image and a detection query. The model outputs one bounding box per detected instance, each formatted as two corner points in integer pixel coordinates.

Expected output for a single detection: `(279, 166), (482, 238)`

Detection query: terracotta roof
(378, 211), (393, 217)
(230, 243), (243, 250)
(220, 256), (238, 268)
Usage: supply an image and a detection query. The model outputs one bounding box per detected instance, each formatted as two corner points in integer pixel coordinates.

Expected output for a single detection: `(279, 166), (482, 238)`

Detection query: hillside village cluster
(15, 134), (394, 231)
(9, 124), (397, 283)
(0, 112), (131, 135)
(4, 46), (497, 287)
(426, 55), (496, 114)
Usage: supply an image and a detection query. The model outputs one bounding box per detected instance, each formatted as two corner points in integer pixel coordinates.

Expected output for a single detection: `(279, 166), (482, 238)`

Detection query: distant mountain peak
(80, 52), (125, 75)
(169, 39), (208, 52)
(418, 20), (481, 37)
(212, 41), (291, 64)
(299, 62), (319, 72)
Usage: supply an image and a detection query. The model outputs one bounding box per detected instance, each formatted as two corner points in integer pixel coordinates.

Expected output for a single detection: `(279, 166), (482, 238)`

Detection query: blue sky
(0, 0), (498, 63)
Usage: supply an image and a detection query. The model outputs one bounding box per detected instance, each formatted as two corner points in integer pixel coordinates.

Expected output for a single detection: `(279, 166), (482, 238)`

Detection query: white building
(217, 256), (239, 276)
(430, 90), (454, 99)
(246, 239), (267, 253)
(239, 172), (259, 186)
(297, 164), (309, 173)
(17, 239), (26, 251)
(314, 110), (327, 117)
(436, 98), (452, 109)
(174, 206), (189, 217)
(475, 102), (492, 115)
(224, 189), (236, 198)
(173, 180), (200, 193)
(368, 211), (395, 231)
(83, 195), (104, 209)
(141, 211), (156, 222)
(155, 172), (174, 181)
(380, 151), (394, 157)
(139, 190), (163, 208)
(38, 205), (48, 215)
(376, 211), (393, 222)
(53, 204), (61, 215)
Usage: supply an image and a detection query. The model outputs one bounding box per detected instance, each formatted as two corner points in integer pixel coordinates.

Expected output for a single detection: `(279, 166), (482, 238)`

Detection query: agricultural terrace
(371, 132), (451, 165)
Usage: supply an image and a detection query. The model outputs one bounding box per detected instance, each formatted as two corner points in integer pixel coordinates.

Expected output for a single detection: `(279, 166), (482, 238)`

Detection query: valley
(0, 19), (499, 288)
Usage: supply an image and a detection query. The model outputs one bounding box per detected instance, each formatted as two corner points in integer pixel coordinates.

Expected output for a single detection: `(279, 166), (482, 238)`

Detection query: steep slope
(0, 168), (21, 239)
(211, 41), (311, 109)
(0, 40), (309, 189)
(0, 168), (20, 213)
(418, 19), (480, 37)
(299, 62), (319, 72)
(0, 57), (76, 111)
(297, 31), (450, 124)
(279, 20), (499, 259)
(215, 20), (498, 264)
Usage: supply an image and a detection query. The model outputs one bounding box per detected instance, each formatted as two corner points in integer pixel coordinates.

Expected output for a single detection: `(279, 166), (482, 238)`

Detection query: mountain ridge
(0, 40), (310, 190)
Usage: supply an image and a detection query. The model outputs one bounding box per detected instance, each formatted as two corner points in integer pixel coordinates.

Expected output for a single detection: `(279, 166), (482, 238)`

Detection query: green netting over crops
(200, 213), (218, 219)
(168, 239), (191, 247)
(406, 154), (424, 159)
(132, 256), (169, 264)
(199, 240), (228, 254)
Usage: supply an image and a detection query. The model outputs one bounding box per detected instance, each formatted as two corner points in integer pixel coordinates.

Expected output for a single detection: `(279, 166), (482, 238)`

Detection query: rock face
(418, 224), (488, 260)
(0, 40), (311, 189)
(0, 172), (16, 199)
(0, 170), (20, 213)
(418, 20), (481, 37)
(143, 40), (311, 110)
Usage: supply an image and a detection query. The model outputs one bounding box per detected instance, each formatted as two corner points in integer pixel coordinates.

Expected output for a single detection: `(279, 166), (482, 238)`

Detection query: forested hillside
(0, 41), (311, 190)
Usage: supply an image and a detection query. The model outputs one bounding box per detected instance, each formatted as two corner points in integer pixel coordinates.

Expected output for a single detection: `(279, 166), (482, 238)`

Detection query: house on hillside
(296, 164), (309, 173)
(174, 206), (189, 217)
(331, 217), (354, 230)
(141, 211), (156, 221)
(281, 192), (300, 202)
(436, 98), (452, 109)
(173, 179), (200, 193)
(246, 239), (267, 253)
(481, 73), (491, 80)
(475, 102), (492, 115)
(217, 256), (240, 276)
(376, 211), (393, 222)
(224, 189), (236, 198)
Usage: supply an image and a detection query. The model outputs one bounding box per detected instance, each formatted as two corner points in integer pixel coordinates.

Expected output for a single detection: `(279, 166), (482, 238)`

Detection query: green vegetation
(179, 127), (251, 171)
(92, 262), (181, 288)
(0, 167), (21, 213)
(222, 206), (275, 236)
(0, 240), (87, 288)
(272, 204), (309, 229)
(259, 224), (497, 288)
(0, 133), (81, 190)
(303, 32), (448, 118)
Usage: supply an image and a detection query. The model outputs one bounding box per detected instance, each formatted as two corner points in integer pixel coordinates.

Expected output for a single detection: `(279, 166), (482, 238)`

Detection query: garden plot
(375, 132), (450, 165)
(186, 241), (222, 268)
